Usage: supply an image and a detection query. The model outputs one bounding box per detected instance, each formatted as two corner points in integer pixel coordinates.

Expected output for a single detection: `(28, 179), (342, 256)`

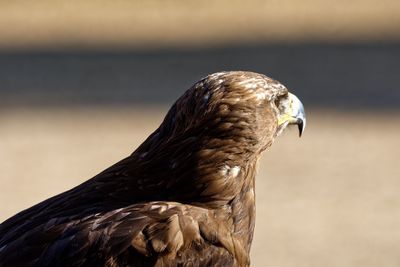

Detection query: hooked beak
(278, 93), (306, 137)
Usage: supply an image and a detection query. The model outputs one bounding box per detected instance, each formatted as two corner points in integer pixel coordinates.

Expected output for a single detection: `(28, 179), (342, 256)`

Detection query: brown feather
(0, 71), (294, 266)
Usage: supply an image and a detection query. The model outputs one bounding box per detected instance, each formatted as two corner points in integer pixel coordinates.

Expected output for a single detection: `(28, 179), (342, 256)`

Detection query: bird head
(145, 71), (306, 151)
(275, 92), (306, 137)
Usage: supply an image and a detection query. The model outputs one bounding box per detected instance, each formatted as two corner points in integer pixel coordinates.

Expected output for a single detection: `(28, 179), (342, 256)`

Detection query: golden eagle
(0, 71), (305, 267)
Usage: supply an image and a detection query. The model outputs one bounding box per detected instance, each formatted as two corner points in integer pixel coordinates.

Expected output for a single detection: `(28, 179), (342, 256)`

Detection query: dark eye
(274, 98), (281, 107)
(274, 93), (288, 108)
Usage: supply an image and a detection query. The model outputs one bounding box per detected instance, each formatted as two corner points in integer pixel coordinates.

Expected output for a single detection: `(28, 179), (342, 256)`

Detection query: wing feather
(0, 202), (241, 267)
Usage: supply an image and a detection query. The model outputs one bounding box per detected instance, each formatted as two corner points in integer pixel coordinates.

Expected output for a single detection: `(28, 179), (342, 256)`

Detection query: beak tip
(297, 118), (305, 138)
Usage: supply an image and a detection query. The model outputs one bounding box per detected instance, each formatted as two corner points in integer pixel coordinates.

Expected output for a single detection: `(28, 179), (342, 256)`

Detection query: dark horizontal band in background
(0, 42), (398, 110)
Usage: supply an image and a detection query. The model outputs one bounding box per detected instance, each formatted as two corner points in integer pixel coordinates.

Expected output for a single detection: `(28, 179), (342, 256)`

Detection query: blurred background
(0, 1), (399, 266)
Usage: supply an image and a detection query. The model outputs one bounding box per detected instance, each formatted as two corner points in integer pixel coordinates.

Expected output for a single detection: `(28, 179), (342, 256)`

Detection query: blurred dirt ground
(0, 107), (399, 267)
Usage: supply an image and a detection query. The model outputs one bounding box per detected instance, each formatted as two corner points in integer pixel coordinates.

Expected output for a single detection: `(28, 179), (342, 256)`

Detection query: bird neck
(132, 128), (261, 254)
(228, 158), (258, 254)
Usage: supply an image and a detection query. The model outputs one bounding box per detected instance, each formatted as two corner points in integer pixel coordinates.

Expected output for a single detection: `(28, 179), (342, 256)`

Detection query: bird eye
(274, 98), (281, 108)
(274, 93), (288, 107)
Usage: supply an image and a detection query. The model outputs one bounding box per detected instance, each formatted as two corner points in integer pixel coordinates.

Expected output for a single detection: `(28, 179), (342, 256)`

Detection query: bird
(0, 71), (305, 267)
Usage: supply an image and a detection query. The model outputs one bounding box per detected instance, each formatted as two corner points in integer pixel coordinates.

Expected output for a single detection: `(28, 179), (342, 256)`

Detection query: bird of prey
(0, 71), (305, 267)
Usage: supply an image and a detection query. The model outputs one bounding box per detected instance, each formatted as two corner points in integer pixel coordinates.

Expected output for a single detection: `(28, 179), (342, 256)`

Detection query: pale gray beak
(288, 93), (306, 137)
